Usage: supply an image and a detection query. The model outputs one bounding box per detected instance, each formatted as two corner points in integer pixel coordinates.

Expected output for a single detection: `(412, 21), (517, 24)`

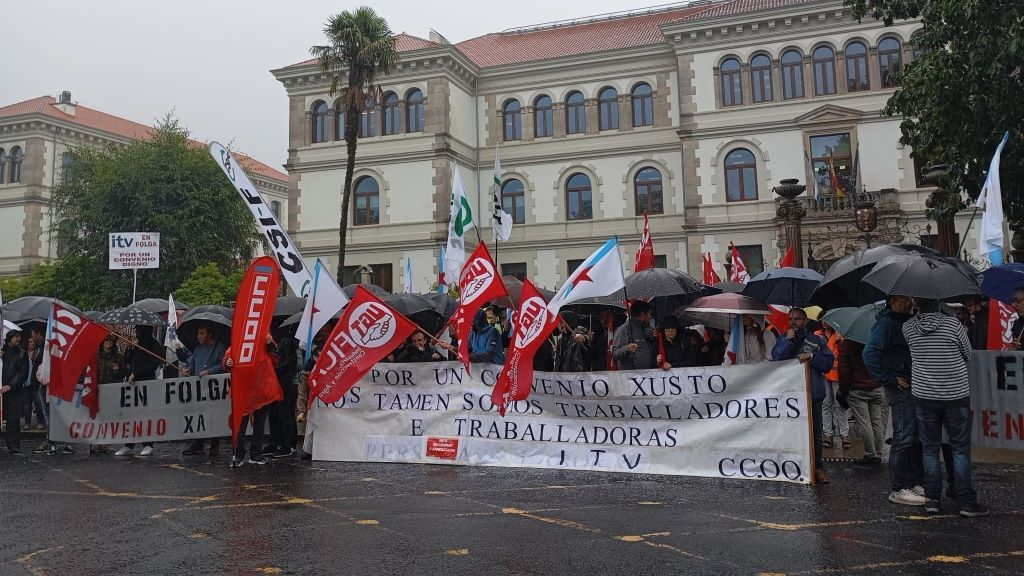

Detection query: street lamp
(774, 178), (807, 267)
(855, 199), (878, 248)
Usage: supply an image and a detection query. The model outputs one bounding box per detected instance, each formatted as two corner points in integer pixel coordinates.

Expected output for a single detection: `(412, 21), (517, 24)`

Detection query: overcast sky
(5, 0), (659, 169)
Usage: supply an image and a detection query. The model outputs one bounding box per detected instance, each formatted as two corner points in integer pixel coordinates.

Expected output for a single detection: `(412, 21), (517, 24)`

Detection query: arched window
(0, 148), (5, 183)
(534, 95), (553, 138)
(311, 101), (328, 143)
(359, 97), (377, 138)
(382, 92), (400, 135)
(751, 54), (773, 103)
(9, 146), (23, 184)
(781, 50), (804, 100)
(502, 99), (521, 141)
(845, 41), (869, 92)
(720, 58), (742, 106)
(631, 83), (653, 127)
(598, 87), (619, 131)
(565, 91), (586, 134)
(406, 89), (424, 132)
(333, 100), (346, 141)
(353, 176), (380, 226)
(565, 173), (592, 220)
(813, 46), (836, 95)
(724, 149), (757, 202)
(878, 37), (903, 88)
(500, 179), (525, 224)
(634, 167), (663, 215)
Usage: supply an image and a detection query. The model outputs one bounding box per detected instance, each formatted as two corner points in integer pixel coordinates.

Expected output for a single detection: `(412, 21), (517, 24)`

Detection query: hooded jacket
(469, 310), (505, 364)
(863, 308), (912, 389)
(2, 343), (29, 393)
(902, 312), (971, 401)
(771, 328), (834, 402)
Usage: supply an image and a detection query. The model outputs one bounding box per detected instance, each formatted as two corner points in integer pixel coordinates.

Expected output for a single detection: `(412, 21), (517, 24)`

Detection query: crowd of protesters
(1, 287), (1005, 517)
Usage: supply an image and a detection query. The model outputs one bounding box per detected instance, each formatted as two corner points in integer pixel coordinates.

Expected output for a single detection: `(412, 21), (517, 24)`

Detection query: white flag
(403, 257), (414, 294)
(978, 132), (1010, 265)
(36, 305), (53, 385)
(547, 238), (625, 314)
(297, 259), (350, 362)
(492, 151), (513, 242)
(164, 294), (183, 364)
(445, 164), (474, 285)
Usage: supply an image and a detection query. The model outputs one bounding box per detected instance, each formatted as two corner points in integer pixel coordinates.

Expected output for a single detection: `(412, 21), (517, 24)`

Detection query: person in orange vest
(819, 322), (850, 450)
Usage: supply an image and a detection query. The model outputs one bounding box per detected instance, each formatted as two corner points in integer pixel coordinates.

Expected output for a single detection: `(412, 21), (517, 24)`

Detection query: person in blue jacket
(772, 307), (835, 484)
(470, 306), (505, 365)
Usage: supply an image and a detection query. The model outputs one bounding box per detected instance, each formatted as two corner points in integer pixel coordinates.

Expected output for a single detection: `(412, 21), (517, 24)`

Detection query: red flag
(767, 247), (797, 334)
(493, 279), (557, 415)
(229, 256), (283, 444)
(729, 245), (750, 283)
(634, 213), (655, 272)
(988, 299), (1019, 350)
(310, 287), (417, 404)
(450, 243), (509, 374)
(702, 253), (721, 286)
(80, 361), (100, 419)
(48, 303), (108, 405)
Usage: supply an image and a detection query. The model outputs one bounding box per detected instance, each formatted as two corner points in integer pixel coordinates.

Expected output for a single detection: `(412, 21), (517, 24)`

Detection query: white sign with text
(312, 361), (813, 483)
(108, 232), (160, 270)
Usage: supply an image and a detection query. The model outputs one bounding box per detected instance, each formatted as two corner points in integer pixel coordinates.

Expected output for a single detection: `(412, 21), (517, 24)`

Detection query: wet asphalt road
(1, 444), (1022, 576)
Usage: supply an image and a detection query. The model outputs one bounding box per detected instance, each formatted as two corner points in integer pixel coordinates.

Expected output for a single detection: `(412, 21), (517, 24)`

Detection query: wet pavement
(1, 444), (1022, 576)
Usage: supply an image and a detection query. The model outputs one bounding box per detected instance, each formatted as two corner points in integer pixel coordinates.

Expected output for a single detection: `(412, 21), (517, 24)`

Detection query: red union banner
(229, 256), (282, 442)
(493, 279), (557, 415)
(49, 304), (108, 406)
(310, 287), (417, 405)
(987, 299), (1019, 350)
(451, 243), (508, 372)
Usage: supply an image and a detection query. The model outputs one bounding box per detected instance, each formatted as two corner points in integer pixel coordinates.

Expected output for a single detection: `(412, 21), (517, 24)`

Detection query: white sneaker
(889, 489), (927, 506)
(139, 446), (154, 457)
(912, 485), (926, 497)
(114, 446), (133, 457)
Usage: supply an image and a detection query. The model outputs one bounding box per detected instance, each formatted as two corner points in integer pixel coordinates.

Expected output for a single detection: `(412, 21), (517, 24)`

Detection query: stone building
(273, 0), (975, 292)
(0, 91), (289, 276)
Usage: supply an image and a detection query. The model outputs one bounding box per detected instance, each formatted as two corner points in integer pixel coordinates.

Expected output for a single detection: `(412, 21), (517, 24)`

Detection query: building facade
(0, 91), (289, 276)
(273, 0), (977, 293)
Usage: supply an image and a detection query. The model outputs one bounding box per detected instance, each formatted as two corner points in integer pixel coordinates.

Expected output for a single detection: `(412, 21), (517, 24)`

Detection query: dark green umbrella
(820, 303), (883, 345)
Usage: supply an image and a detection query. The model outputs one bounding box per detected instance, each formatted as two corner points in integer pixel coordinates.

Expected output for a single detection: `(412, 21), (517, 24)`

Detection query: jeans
(3, 389), (24, 451)
(917, 397), (976, 505)
(812, 398), (824, 467)
(822, 381), (850, 438)
(848, 388), (886, 459)
(888, 387), (923, 491)
(28, 386), (47, 428)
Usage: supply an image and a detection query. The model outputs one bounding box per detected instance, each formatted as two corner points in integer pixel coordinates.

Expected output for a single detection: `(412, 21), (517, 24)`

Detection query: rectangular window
(270, 200), (282, 221)
(809, 133), (853, 198)
(736, 245), (764, 277)
(566, 259), (584, 277)
(654, 255), (667, 268)
(501, 262), (527, 281)
(342, 264), (393, 291)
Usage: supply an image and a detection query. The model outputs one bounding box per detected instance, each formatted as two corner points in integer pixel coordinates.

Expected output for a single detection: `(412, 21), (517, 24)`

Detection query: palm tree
(310, 7), (399, 283)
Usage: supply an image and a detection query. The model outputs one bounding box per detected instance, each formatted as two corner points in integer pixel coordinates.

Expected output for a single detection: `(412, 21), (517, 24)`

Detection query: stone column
(774, 179), (808, 267)
(553, 103), (566, 138)
(586, 99), (599, 135)
(618, 95), (633, 131)
(327, 110), (337, 142)
(303, 111), (312, 146)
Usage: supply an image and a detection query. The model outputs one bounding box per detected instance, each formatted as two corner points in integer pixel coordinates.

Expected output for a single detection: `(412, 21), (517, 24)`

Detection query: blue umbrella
(981, 263), (1024, 303)
(820, 303), (884, 345)
(742, 267), (824, 307)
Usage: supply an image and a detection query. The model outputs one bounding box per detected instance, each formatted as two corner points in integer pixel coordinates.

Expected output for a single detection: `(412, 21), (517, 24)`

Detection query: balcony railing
(797, 188), (899, 217)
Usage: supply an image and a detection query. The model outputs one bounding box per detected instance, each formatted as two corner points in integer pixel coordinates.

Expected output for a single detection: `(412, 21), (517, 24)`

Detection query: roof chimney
(55, 90), (76, 115)
(429, 29), (451, 45)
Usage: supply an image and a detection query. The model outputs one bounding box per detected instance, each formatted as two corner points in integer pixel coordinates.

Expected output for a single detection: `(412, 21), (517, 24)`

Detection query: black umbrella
(133, 298), (189, 315)
(862, 253), (981, 301)
(274, 296), (306, 318)
(811, 244), (960, 308)
(178, 311), (232, 349)
(343, 283), (391, 299)
(713, 281), (745, 294)
(280, 311), (304, 329)
(97, 305), (166, 327)
(494, 275), (556, 308)
(2, 296), (84, 323)
(422, 292), (457, 318)
(385, 294), (438, 317)
(186, 305), (233, 320)
(742, 267), (824, 307)
(624, 268), (705, 300)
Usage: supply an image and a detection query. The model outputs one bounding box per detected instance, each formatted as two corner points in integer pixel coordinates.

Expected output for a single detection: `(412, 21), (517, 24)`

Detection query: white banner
(209, 142), (312, 297)
(49, 375), (231, 444)
(312, 361), (813, 483)
(970, 351), (1024, 451)
(108, 232), (160, 270)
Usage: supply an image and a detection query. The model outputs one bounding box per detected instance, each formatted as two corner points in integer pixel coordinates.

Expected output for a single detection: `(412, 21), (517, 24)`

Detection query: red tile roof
(671, 0), (817, 22)
(0, 95), (287, 183)
(285, 32), (441, 69)
(454, 3), (719, 67)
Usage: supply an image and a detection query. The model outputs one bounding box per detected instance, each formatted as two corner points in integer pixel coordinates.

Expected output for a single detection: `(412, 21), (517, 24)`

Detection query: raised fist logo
(460, 258), (495, 304)
(350, 302), (397, 348)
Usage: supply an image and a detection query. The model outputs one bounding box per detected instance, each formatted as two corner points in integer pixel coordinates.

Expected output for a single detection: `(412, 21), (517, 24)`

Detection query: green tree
(846, 0), (1023, 219)
(0, 263), (58, 301)
(175, 263), (244, 306)
(310, 7), (399, 283)
(50, 117), (257, 309)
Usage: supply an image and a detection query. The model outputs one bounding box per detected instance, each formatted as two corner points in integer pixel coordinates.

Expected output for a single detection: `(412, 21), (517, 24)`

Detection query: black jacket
(128, 335), (163, 380)
(863, 309), (912, 388)
(396, 345), (436, 363)
(2, 345), (29, 392)
(661, 335), (689, 368)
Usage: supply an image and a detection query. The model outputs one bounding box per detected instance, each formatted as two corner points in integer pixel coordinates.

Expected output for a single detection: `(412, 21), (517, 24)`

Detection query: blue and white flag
(403, 257), (414, 293)
(164, 294), (183, 364)
(296, 258), (349, 361)
(548, 238), (625, 314)
(978, 132), (1010, 265)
